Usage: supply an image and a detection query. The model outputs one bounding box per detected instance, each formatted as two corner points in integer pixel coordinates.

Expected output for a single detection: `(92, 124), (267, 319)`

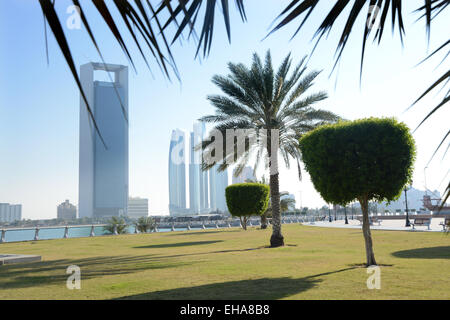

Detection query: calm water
(2, 226), (202, 243)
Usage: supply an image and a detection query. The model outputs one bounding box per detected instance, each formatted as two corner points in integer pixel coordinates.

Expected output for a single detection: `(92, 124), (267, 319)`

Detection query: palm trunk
(359, 195), (377, 266)
(260, 212), (268, 229)
(269, 172), (284, 247)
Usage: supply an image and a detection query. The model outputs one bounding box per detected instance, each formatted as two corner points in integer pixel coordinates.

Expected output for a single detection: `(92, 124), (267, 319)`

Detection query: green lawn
(0, 224), (449, 299)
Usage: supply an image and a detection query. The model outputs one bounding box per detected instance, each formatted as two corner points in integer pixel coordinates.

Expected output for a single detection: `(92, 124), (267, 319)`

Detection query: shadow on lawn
(165, 230), (242, 236)
(0, 254), (196, 289)
(392, 246), (450, 259)
(116, 267), (355, 300)
(134, 240), (223, 249)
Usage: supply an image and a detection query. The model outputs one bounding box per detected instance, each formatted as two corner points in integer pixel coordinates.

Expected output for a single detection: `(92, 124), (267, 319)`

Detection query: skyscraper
(209, 164), (229, 213)
(169, 129), (187, 216)
(189, 122), (209, 214)
(78, 63), (129, 218)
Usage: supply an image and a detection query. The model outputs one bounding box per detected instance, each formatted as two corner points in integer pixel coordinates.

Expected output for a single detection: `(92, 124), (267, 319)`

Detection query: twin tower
(168, 123), (229, 216)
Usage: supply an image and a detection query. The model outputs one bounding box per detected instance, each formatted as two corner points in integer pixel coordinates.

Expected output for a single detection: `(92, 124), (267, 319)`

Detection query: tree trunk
(239, 217), (247, 230)
(269, 172), (284, 247)
(260, 212), (268, 229)
(359, 196), (377, 266)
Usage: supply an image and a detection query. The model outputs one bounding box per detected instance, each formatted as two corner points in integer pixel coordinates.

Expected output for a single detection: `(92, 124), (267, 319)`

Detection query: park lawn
(0, 224), (449, 300)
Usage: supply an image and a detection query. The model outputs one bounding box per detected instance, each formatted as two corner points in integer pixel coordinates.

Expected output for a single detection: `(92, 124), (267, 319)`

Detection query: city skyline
(170, 122), (230, 216)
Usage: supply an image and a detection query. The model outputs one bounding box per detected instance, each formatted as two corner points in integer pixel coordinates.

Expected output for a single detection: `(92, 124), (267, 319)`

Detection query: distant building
(189, 122), (209, 215)
(57, 200), (77, 220)
(232, 166), (255, 184)
(169, 129), (187, 216)
(209, 164), (229, 213)
(0, 203), (22, 223)
(128, 197), (149, 219)
(78, 62), (129, 219)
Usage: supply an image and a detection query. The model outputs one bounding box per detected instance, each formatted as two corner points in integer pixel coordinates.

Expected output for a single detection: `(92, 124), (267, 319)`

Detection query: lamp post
(404, 185), (411, 227)
(351, 203), (354, 220)
(344, 206), (348, 224)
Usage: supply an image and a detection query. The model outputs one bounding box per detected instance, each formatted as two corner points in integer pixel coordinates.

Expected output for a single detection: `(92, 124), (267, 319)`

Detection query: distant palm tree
(103, 216), (128, 235)
(199, 50), (340, 247)
(134, 216), (157, 233)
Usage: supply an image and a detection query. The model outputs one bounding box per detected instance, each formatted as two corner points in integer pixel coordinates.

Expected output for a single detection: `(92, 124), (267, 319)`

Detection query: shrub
(103, 216), (128, 235)
(225, 183), (270, 230)
(299, 117), (416, 266)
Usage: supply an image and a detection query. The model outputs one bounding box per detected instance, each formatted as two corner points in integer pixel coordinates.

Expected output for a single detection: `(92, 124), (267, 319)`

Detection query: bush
(225, 183), (270, 230)
(103, 216), (128, 235)
(134, 216), (157, 233)
(299, 117), (416, 265)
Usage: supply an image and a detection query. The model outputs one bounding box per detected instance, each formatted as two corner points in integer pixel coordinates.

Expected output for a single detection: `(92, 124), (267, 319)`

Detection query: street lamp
(404, 185), (411, 227)
(344, 206), (349, 224)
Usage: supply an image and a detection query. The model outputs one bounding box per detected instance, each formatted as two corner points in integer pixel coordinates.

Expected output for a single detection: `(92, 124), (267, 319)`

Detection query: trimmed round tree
(226, 183), (270, 230)
(299, 118), (416, 266)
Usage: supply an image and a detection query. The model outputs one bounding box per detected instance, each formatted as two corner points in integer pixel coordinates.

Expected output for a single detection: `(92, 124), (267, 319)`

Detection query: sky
(0, 0), (448, 219)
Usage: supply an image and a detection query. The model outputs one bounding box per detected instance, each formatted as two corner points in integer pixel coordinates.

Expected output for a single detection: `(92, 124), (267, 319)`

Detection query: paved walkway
(304, 217), (447, 232)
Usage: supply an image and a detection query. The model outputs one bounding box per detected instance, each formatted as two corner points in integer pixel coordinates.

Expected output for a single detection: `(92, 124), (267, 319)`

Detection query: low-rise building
(128, 197), (149, 219)
(57, 200), (77, 220)
(0, 203), (22, 223)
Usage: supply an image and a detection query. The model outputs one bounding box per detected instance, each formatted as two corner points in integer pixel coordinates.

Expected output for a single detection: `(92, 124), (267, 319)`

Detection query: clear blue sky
(0, 0), (448, 219)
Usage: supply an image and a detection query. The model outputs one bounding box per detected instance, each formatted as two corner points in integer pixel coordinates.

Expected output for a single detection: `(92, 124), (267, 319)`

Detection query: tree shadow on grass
(0, 254), (196, 289)
(392, 246), (450, 259)
(134, 240), (223, 249)
(165, 230), (242, 236)
(116, 267), (356, 300)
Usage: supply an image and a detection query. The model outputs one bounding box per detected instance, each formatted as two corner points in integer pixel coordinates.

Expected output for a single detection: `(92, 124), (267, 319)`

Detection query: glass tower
(78, 63), (129, 218)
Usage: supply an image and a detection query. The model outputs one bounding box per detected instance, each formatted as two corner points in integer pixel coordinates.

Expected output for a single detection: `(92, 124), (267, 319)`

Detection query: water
(1, 226), (203, 243)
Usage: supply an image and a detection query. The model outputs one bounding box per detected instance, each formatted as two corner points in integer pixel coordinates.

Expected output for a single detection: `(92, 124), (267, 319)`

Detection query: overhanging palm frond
(270, 0), (449, 157)
(157, 0), (247, 57)
(39, 0), (179, 146)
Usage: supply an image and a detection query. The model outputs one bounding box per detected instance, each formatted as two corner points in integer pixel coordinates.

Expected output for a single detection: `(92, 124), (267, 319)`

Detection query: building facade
(169, 129), (187, 216)
(189, 122), (209, 214)
(209, 164), (229, 214)
(128, 197), (149, 219)
(57, 200), (77, 220)
(78, 63), (129, 219)
(0, 203), (22, 223)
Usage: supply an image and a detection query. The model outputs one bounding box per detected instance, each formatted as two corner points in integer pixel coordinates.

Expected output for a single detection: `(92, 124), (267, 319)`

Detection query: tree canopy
(298, 118), (416, 205)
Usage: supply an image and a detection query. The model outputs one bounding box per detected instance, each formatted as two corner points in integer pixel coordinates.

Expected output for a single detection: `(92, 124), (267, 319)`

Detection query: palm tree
(134, 216), (157, 233)
(103, 216), (128, 235)
(199, 50), (340, 247)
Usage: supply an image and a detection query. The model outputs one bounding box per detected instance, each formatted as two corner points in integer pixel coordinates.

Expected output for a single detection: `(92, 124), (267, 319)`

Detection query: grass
(0, 224), (449, 299)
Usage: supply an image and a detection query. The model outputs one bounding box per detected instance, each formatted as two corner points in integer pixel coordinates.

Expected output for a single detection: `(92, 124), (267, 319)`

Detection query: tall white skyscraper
(189, 122), (209, 214)
(169, 129), (187, 216)
(78, 63), (129, 218)
(209, 164), (229, 213)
